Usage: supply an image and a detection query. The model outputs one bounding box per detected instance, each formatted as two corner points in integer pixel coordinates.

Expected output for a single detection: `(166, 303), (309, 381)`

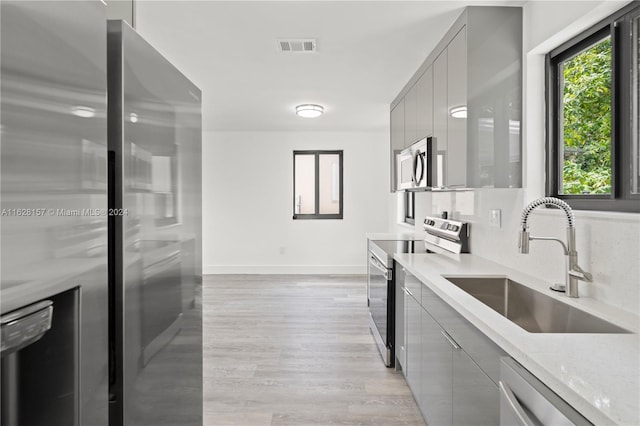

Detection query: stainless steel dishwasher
(499, 357), (592, 425)
(367, 239), (425, 367)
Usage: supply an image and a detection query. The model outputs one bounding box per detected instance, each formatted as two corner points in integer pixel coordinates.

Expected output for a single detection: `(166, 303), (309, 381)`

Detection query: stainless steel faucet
(519, 197), (592, 298)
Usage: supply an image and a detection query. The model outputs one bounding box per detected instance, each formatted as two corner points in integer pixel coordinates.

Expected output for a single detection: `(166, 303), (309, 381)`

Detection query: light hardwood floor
(203, 274), (426, 426)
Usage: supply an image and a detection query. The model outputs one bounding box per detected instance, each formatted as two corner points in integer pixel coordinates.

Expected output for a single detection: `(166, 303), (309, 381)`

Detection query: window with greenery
(560, 36), (612, 195)
(547, 3), (640, 212)
(404, 191), (415, 225)
(293, 150), (343, 219)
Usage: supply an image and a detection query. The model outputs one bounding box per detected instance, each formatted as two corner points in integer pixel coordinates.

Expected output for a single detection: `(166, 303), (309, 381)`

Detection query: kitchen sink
(443, 276), (631, 334)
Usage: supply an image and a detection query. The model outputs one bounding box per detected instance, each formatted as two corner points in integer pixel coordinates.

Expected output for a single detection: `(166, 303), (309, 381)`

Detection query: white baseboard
(203, 264), (365, 275)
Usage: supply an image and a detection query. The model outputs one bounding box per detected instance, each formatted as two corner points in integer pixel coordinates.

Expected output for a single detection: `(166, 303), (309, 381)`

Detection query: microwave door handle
(415, 153), (424, 184)
(411, 150), (418, 184)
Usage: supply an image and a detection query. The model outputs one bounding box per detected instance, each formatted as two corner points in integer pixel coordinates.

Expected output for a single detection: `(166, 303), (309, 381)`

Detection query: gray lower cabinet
(405, 289), (422, 399)
(453, 348), (499, 425)
(421, 307), (453, 425)
(401, 268), (503, 425)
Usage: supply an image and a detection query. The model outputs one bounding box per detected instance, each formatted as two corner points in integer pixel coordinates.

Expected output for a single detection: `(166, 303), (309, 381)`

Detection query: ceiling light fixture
(449, 105), (467, 119)
(70, 105), (96, 118)
(295, 104), (324, 118)
(129, 112), (138, 123)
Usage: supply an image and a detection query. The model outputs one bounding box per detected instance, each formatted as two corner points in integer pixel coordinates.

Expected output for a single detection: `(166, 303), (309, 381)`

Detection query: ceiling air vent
(277, 39), (316, 53)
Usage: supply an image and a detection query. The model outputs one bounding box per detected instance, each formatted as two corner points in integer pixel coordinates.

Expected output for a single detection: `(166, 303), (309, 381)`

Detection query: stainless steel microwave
(397, 137), (433, 191)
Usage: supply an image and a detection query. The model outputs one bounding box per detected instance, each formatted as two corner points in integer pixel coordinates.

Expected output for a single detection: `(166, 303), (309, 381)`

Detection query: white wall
(389, 0), (640, 314)
(203, 131), (389, 274)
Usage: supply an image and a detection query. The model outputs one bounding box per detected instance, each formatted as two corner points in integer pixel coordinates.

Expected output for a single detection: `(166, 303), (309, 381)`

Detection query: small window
(558, 35), (612, 195)
(293, 150), (343, 219)
(404, 191), (415, 225)
(546, 3), (640, 212)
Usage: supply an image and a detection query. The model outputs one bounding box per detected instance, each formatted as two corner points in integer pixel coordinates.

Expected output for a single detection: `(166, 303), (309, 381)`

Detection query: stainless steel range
(367, 215), (470, 367)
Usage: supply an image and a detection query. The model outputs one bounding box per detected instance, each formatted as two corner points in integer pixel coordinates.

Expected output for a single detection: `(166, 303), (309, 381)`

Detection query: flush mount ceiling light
(295, 104), (324, 118)
(129, 112), (138, 123)
(70, 105), (96, 118)
(449, 105), (467, 119)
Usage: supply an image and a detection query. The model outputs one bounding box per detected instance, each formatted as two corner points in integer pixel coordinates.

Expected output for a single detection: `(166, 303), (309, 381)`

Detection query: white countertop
(394, 252), (640, 426)
(366, 231), (425, 241)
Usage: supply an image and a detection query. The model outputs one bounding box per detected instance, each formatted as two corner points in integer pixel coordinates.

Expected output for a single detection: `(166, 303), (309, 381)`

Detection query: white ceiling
(135, 1), (524, 132)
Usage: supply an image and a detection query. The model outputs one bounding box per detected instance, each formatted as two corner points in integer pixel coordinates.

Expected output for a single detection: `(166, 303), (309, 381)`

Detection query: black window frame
(404, 191), (415, 225)
(292, 150), (344, 220)
(546, 2), (640, 213)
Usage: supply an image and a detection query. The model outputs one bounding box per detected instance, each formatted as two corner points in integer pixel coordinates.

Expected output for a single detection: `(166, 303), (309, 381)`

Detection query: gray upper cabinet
(390, 99), (404, 191)
(416, 66), (433, 140)
(390, 6), (522, 190)
(432, 28), (467, 189)
(447, 27), (467, 188)
(433, 51), (448, 188)
(404, 83), (418, 147)
(466, 7), (523, 188)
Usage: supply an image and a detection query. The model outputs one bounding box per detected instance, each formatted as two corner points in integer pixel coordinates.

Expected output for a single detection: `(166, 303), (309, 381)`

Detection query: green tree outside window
(560, 37), (612, 195)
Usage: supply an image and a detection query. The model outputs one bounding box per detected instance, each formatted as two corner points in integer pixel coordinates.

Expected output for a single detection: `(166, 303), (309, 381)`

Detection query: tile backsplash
(408, 188), (640, 314)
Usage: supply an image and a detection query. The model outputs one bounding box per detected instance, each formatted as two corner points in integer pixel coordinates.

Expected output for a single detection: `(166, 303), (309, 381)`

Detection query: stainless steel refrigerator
(1, 1), (109, 425)
(106, 20), (203, 426)
(1, 3), (202, 425)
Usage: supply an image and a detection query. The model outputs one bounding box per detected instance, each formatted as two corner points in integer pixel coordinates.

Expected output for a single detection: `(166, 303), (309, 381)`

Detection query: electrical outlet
(489, 209), (501, 229)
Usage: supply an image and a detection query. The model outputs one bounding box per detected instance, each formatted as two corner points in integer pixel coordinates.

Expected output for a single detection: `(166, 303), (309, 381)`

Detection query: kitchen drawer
(421, 280), (505, 384)
(404, 269), (422, 301)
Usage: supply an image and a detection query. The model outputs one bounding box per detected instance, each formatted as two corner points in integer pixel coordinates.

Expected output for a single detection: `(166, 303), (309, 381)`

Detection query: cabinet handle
(440, 330), (460, 349)
(498, 380), (536, 426)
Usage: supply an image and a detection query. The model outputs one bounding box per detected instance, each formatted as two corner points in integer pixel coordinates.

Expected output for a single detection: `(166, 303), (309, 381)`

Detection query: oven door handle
(368, 255), (390, 281)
